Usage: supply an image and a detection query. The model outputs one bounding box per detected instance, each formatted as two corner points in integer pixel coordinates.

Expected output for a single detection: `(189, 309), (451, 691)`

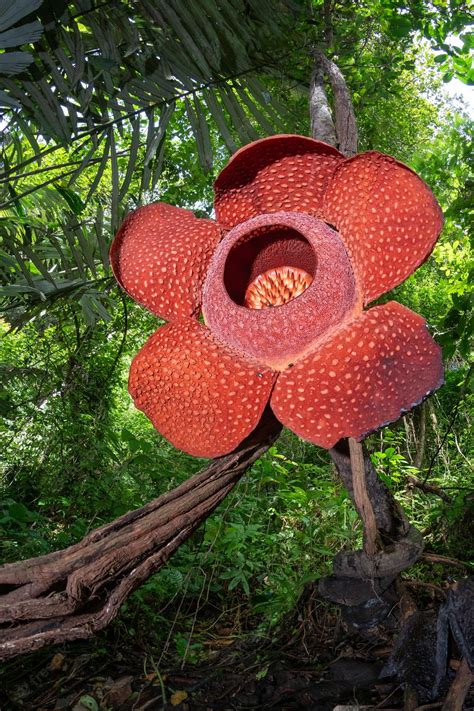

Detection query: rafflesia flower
(110, 135), (444, 457)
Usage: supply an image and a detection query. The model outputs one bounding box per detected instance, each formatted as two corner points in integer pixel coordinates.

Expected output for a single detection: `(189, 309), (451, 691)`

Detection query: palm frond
(1, 0), (300, 326)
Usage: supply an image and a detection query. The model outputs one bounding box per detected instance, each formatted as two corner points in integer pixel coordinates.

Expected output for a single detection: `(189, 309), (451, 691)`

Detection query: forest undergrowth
(1, 0), (473, 705)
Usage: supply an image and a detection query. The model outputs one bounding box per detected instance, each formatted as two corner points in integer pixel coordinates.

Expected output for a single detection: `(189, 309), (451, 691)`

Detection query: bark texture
(309, 53), (337, 148)
(0, 410), (282, 659)
(348, 437), (378, 556)
(328, 440), (423, 579)
(309, 50), (358, 156)
(320, 53), (358, 156)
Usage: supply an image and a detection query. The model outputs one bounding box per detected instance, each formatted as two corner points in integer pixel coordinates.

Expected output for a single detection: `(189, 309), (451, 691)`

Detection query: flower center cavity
(202, 211), (357, 370)
(223, 225), (317, 308)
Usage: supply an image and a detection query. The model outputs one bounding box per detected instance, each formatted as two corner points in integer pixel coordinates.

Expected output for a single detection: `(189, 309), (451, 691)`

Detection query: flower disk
(203, 211), (358, 370)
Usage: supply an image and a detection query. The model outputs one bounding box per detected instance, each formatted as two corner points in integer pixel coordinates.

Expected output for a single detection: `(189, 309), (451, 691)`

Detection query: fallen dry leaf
(170, 689), (188, 706)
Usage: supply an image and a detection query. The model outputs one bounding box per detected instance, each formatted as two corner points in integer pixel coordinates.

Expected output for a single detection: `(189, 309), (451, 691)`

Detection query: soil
(1, 588), (472, 711)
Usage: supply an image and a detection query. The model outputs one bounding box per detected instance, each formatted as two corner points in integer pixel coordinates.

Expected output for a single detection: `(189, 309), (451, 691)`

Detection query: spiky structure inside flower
(244, 266), (313, 309)
(110, 134), (444, 458)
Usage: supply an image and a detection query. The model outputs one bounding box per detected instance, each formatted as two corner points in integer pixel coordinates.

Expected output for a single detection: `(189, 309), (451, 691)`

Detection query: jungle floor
(1, 584), (473, 711)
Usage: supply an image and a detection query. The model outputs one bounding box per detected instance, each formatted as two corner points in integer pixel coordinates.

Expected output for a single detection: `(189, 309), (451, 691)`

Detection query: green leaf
(119, 114), (141, 201)
(73, 223), (98, 277)
(85, 132), (111, 203)
(110, 130), (120, 233)
(77, 696), (99, 711)
(202, 88), (237, 153)
(0, 88), (19, 106)
(54, 185), (85, 215)
(94, 205), (109, 272)
(0, 51), (33, 75)
(7, 501), (38, 523)
(185, 97), (213, 174)
(66, 139), (104, 189)
(14, 116), (41, 155)
(176, 0), (221, 67)
(389, 15), (413, 39)
(233, 82), (275, 135)
(0, 0), (43, 33)
(88, 56), (119, 73)
(143, 103), (174, 167)
(0, 20), (42, 47)
(62, 224), (88, 280)
(246, 77), (290, 130)
(156, 0), (212, 76)
(218, 86), (259, 144)
(21, 78), (70, 142)
(20, 241), (57, 286)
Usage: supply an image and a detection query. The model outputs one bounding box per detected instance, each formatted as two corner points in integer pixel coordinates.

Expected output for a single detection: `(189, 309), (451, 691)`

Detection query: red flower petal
(214, 134), (344, 230)
(110, 203), (221, 321)
(129, 319), (277, 457)
(271, 301), (443, 448)
(323, 152), (443, 304)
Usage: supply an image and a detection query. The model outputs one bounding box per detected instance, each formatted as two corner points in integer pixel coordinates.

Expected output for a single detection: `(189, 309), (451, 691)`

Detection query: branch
(421, 553), (469, 571)
(330, 439), (410, 541)
(323, 0), (334, 49)
(349, 437), (378, 556)
(320, 439), (424, 626)
(0, 410), (282, 660)
(414, 401), (427, 470)
(309, 49), (358, 155)
(319, 54), (358, 156)
(407, 475), (452, 504)
(441, 658), (474, 711)
(327, 439), (424, 581)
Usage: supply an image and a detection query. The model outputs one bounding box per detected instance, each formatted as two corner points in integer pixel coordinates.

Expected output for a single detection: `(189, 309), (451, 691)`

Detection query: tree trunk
(310, 49), (424, 627)
(309, 52), (338, 148)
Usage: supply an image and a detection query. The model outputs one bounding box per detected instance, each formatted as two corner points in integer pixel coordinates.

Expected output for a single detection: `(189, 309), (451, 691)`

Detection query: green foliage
(0, 0), (472, 669)
(1, 0), (472, 328)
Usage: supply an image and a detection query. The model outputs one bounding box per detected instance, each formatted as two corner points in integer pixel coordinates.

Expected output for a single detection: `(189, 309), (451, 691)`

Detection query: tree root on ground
(0, 410), (282, 659)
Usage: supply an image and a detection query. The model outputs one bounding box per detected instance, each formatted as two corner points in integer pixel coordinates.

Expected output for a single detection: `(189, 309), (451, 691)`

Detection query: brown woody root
(442, 658), (474, 711)
(348, 437), (379, 556)
(0, 410), (282, 660)
(0, 412), (427, 659)
(328, 439), (424, 580)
